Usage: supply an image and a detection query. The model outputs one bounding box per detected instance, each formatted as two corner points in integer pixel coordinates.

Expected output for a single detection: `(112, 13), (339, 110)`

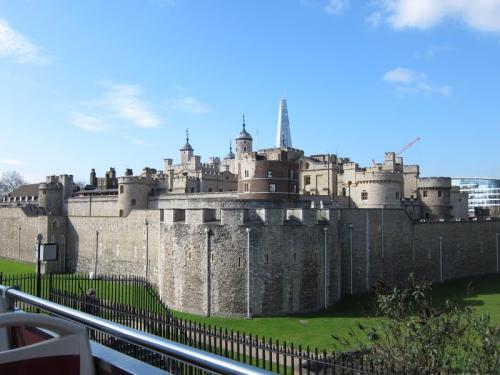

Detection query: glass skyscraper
(451, 178), (500, 217)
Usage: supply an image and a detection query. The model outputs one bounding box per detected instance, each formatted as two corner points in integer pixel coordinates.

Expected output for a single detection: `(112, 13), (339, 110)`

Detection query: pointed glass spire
(276, 97), (292, 148)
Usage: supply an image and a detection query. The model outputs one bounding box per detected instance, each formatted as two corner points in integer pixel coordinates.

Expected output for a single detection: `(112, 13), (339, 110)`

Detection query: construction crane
(397, 137), (421, 156)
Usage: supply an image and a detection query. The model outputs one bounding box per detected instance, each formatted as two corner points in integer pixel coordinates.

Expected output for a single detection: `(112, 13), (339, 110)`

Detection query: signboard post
(35, 234), (58, 300)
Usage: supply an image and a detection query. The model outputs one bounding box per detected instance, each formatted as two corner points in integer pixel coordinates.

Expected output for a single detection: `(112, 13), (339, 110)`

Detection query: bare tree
(0, 170), (27, 197)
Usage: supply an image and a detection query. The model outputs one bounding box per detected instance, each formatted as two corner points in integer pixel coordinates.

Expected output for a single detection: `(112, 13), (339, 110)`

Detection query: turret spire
(276, 97), (292, 148)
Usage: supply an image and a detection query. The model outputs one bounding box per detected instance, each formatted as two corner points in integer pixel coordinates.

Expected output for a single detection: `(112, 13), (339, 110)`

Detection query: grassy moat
(1, 258), (498, 351)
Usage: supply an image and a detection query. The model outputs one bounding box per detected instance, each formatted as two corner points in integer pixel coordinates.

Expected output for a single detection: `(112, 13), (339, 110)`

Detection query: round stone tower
(38, 176), (63, 215)
(350, 171), (404, 209)
(417, 177), (452, 220)
(235, 114), (252, 159)
(117, 169), (155, 217)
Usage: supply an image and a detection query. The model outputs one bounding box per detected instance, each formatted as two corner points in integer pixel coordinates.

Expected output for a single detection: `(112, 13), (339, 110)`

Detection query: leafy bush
(333, 274), (500, 374)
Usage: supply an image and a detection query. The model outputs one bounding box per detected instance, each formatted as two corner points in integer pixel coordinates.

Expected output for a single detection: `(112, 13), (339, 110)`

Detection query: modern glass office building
(451, 178), (500, 217)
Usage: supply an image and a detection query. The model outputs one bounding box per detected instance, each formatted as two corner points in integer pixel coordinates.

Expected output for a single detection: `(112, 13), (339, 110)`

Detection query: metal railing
(0, 285), (271, 375)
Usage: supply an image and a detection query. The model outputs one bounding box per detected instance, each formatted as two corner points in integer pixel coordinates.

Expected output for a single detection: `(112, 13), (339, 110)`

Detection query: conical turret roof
(236, 114), (252, 141)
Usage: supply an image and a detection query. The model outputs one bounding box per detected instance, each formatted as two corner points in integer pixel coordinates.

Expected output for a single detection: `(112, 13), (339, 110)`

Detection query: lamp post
(36, 233), (43, 299)
(246, 227), (251, 319)
(145, 219), (149, 280)
(323, 227), (328, 310)
(94, 230), (99, 277)
(18, 226), (21, 260)
(348, 224), (353, 295)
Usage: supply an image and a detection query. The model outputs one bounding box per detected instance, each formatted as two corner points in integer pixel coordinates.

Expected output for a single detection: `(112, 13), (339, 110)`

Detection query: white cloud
(167, 95), (213, 114)
(383, 67), (425, 83)
(71, 113), (113, 132)
(0, 17), (49, 64)
(125, 136), (153, 147)
(0, 158), (25, 166)
(383, 67), (451, 96)
(103, 83), (160, 128)
(370, 0), (500, 32)
(324, 0), (350, 15)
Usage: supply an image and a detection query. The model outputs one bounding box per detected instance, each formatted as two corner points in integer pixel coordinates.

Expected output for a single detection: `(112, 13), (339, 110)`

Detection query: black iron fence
(50, 288), (382, 374)
(0, 272), (170, 316)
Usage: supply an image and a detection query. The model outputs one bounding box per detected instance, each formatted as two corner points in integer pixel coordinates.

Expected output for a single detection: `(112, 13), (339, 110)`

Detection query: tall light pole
(36, 233), (43, 299)
(323, 227), (328, 310)
(439, 236), (443, 284)
(348, 224), (353, 296)
(94, 230), (99, 277)
(145, 219), (149, 280)
(18, 226), (21, 260)
(246, 227), (251, 319)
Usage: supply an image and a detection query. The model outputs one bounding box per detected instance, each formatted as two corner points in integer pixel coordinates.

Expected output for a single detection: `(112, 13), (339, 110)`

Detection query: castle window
(269, 184), (276, 192)
(438, 190), (442, 197)
(243, 147), (246, 152)
(361, 191), (368, 200)
(160, 209), (164, 222)
(119, 185), (124, 194)
(41, 189), (46, 195)
(265, 254), (269, 263)
(267, 170), (273, 178)
(395, 192), (400, 200)
(119, 209), (123, 217)
(208, 188), (213, 192)
(211, 253), (214, 262)
(190, 187), (195, 193)
(423, 190), (428, 197)
(342, 187), (346, 196)
(131, 199), (136, 206)
(304, 176), (311, 185)
(304, 162), (310, 169)
(238, 257), (241, 268)
(244, 183), (249, 192)
(187, 252), (191, 260)
(245, 170), (249, 177)
(289, 169), (295, 179)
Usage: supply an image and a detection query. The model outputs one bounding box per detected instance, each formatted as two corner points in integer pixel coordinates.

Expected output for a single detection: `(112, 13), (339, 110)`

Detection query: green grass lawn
(1, 257), (498, 352)
(173, 274), (500, 351)
(0, 257), (35, 274)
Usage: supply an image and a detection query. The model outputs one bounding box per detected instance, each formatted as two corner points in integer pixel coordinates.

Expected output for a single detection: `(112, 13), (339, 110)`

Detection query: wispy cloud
(383, 67), (451, 96)
(103, 83), (160, 128)
(167, 95), (213, 114)
(0, 17), (50, 64)
(416, 44), (455, 59)
(0, 158), (25, 166)
(324, 0), (350, 15)
(124, 136), (153, 147)
(71, 113), (114, 132)
(369, 0), (500, 32)
(301, 0), (350, 15)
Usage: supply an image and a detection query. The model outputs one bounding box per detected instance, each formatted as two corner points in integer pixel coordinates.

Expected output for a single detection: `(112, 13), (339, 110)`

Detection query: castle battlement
(418, 177), (451, 189)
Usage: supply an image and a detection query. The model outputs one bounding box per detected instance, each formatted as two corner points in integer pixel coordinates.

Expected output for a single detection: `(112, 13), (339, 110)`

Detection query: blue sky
(0, 0), (499, 183)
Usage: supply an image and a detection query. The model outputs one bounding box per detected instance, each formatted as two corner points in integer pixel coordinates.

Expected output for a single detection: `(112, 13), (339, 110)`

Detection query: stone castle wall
(0, 207), (67, 272)
(0, 204), (498, 317)
(338, 209), (499, 295)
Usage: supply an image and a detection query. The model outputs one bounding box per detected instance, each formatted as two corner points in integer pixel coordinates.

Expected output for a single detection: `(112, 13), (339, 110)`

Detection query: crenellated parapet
(161, 207), (337, 226)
